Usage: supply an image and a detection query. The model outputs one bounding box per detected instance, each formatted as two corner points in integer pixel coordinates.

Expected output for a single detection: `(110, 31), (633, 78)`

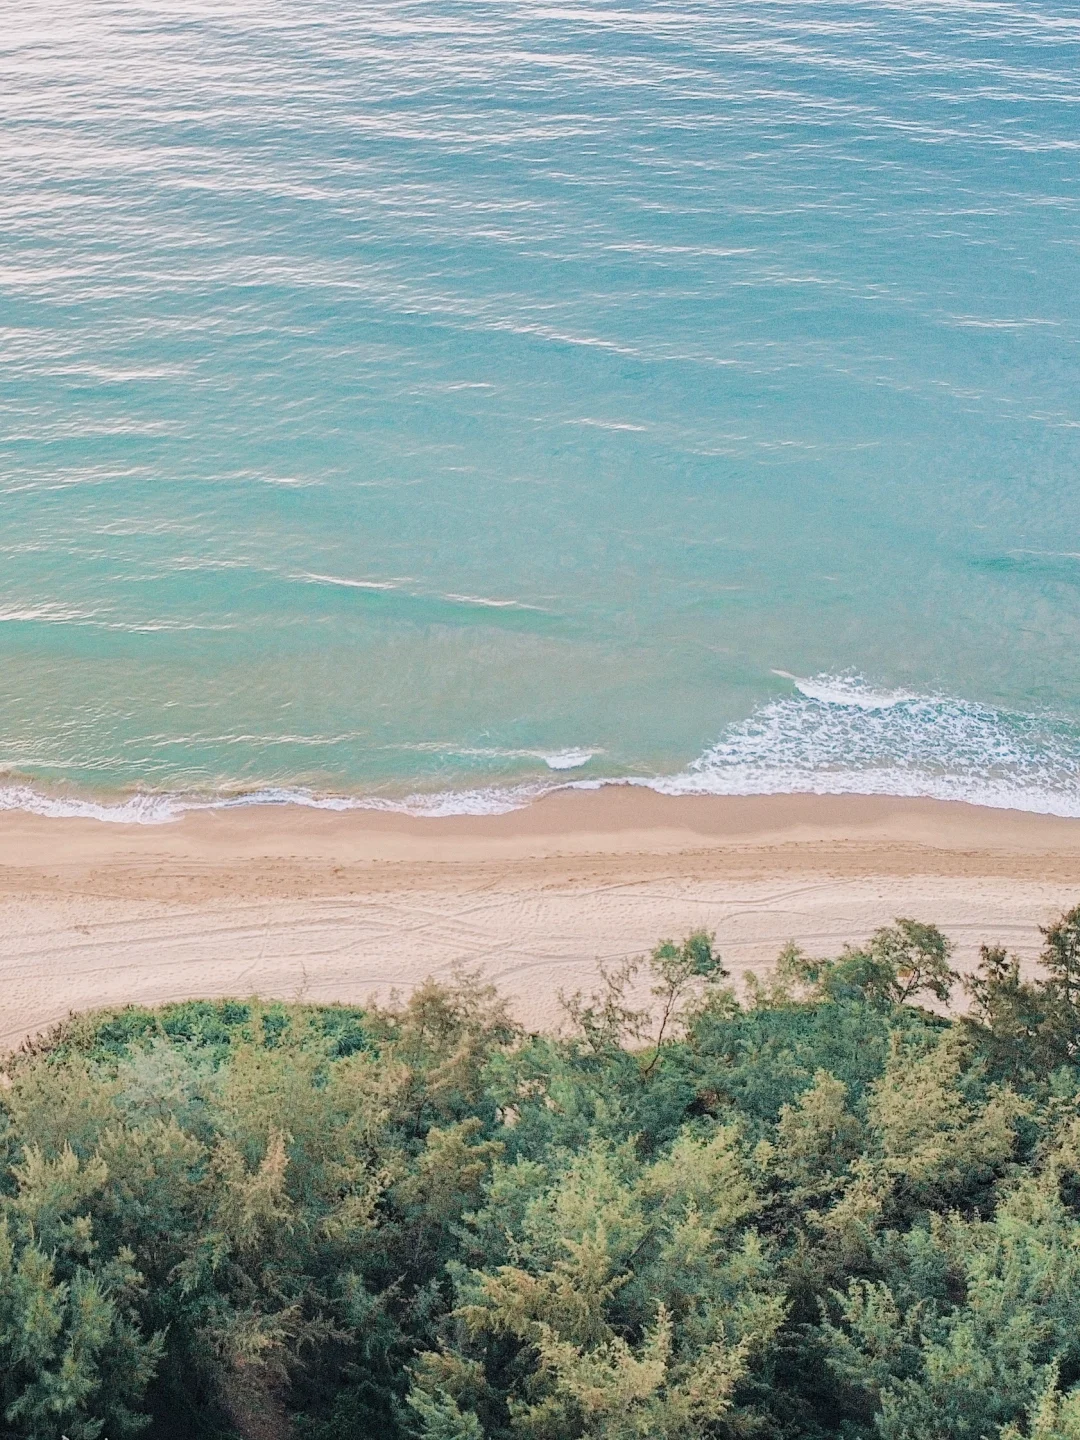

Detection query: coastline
(2, 788), (1079, 1048)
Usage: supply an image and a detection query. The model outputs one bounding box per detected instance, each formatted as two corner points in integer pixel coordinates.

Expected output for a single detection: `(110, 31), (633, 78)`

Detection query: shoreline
(2, 789), (1079, 1048)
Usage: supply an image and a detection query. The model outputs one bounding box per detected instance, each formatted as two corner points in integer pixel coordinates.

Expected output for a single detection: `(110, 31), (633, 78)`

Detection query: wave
(539, 748), (597, 771)
(2, 677), (1079, 824)
(0, 780), (548, 825)
(376, 744), (599, 769)
(773, 671), (916, 710)
(659, 675), (1080, 818)
(292, 573), (550, 615)
(0, 784), (188, 825)
(0, 604), (100, 625)
(296, 572), (402, 592)
(440, 593), (547, 612)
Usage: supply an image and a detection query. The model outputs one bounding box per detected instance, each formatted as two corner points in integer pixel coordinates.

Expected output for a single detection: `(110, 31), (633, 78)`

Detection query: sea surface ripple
(2, 0), (1079, 817)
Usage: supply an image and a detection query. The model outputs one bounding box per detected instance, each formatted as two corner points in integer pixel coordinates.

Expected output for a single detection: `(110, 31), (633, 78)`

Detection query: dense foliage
(3, 908), (1080, 1440)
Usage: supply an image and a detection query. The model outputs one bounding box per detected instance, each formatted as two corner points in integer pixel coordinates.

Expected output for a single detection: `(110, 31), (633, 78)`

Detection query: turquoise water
(2, 0), (1080, 820)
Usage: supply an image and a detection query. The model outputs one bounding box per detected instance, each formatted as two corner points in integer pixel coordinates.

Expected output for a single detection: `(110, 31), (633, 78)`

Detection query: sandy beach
(1, 788), (1079, 1048)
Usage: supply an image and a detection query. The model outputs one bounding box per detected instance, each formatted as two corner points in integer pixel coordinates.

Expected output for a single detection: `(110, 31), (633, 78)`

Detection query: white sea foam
(0, 603), (100, 624)
(291, 575), (545, 613)
(3, 678), (1079, 824)
(788, 674), (917, 710)
(0, 778), (551, 824)
(538, 748), (597, 770)
(359, 784), (548, 818)
(441, 593), (546, 612)
(657, 675), (1080, 818)
(295, 572), (401, 591)
(0, 783), (184, 824)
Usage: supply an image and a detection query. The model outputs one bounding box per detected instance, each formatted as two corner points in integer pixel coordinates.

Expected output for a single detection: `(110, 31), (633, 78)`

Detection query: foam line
(2, 676), (1079, 824)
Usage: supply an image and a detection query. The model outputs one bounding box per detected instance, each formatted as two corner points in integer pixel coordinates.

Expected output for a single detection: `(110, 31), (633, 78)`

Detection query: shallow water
(2, 0), (1080, 818)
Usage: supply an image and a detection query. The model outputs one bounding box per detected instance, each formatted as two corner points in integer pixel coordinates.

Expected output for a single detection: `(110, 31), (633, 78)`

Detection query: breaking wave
(657, 674), (1080, 817)
(2, 677), (1079, 823)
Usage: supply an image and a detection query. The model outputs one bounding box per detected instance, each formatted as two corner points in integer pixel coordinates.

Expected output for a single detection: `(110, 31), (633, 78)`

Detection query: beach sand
(1, 789), (1079, 1049)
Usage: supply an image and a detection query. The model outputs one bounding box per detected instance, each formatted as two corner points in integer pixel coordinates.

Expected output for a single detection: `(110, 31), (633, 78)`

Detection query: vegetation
(3, 909), (1080, 1440)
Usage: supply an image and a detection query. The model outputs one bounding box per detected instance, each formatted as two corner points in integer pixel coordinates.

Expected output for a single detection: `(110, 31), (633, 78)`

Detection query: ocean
(2, 0), (1080, 821)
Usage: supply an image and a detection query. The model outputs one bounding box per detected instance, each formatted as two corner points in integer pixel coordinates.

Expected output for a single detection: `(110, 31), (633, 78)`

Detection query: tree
(642, 931), (728, 1077)
(0, 1202), (162, 1438)
(1039, 904), (1080, 1060)
(0, 910), (1077, 1440)
(963, 905), (1080, 1074)
(822, 921), (957, 1009)
(772, 1069), (865, 1203)
(745, 920), (957, 1012)
(963, 944), (1053, 1077)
